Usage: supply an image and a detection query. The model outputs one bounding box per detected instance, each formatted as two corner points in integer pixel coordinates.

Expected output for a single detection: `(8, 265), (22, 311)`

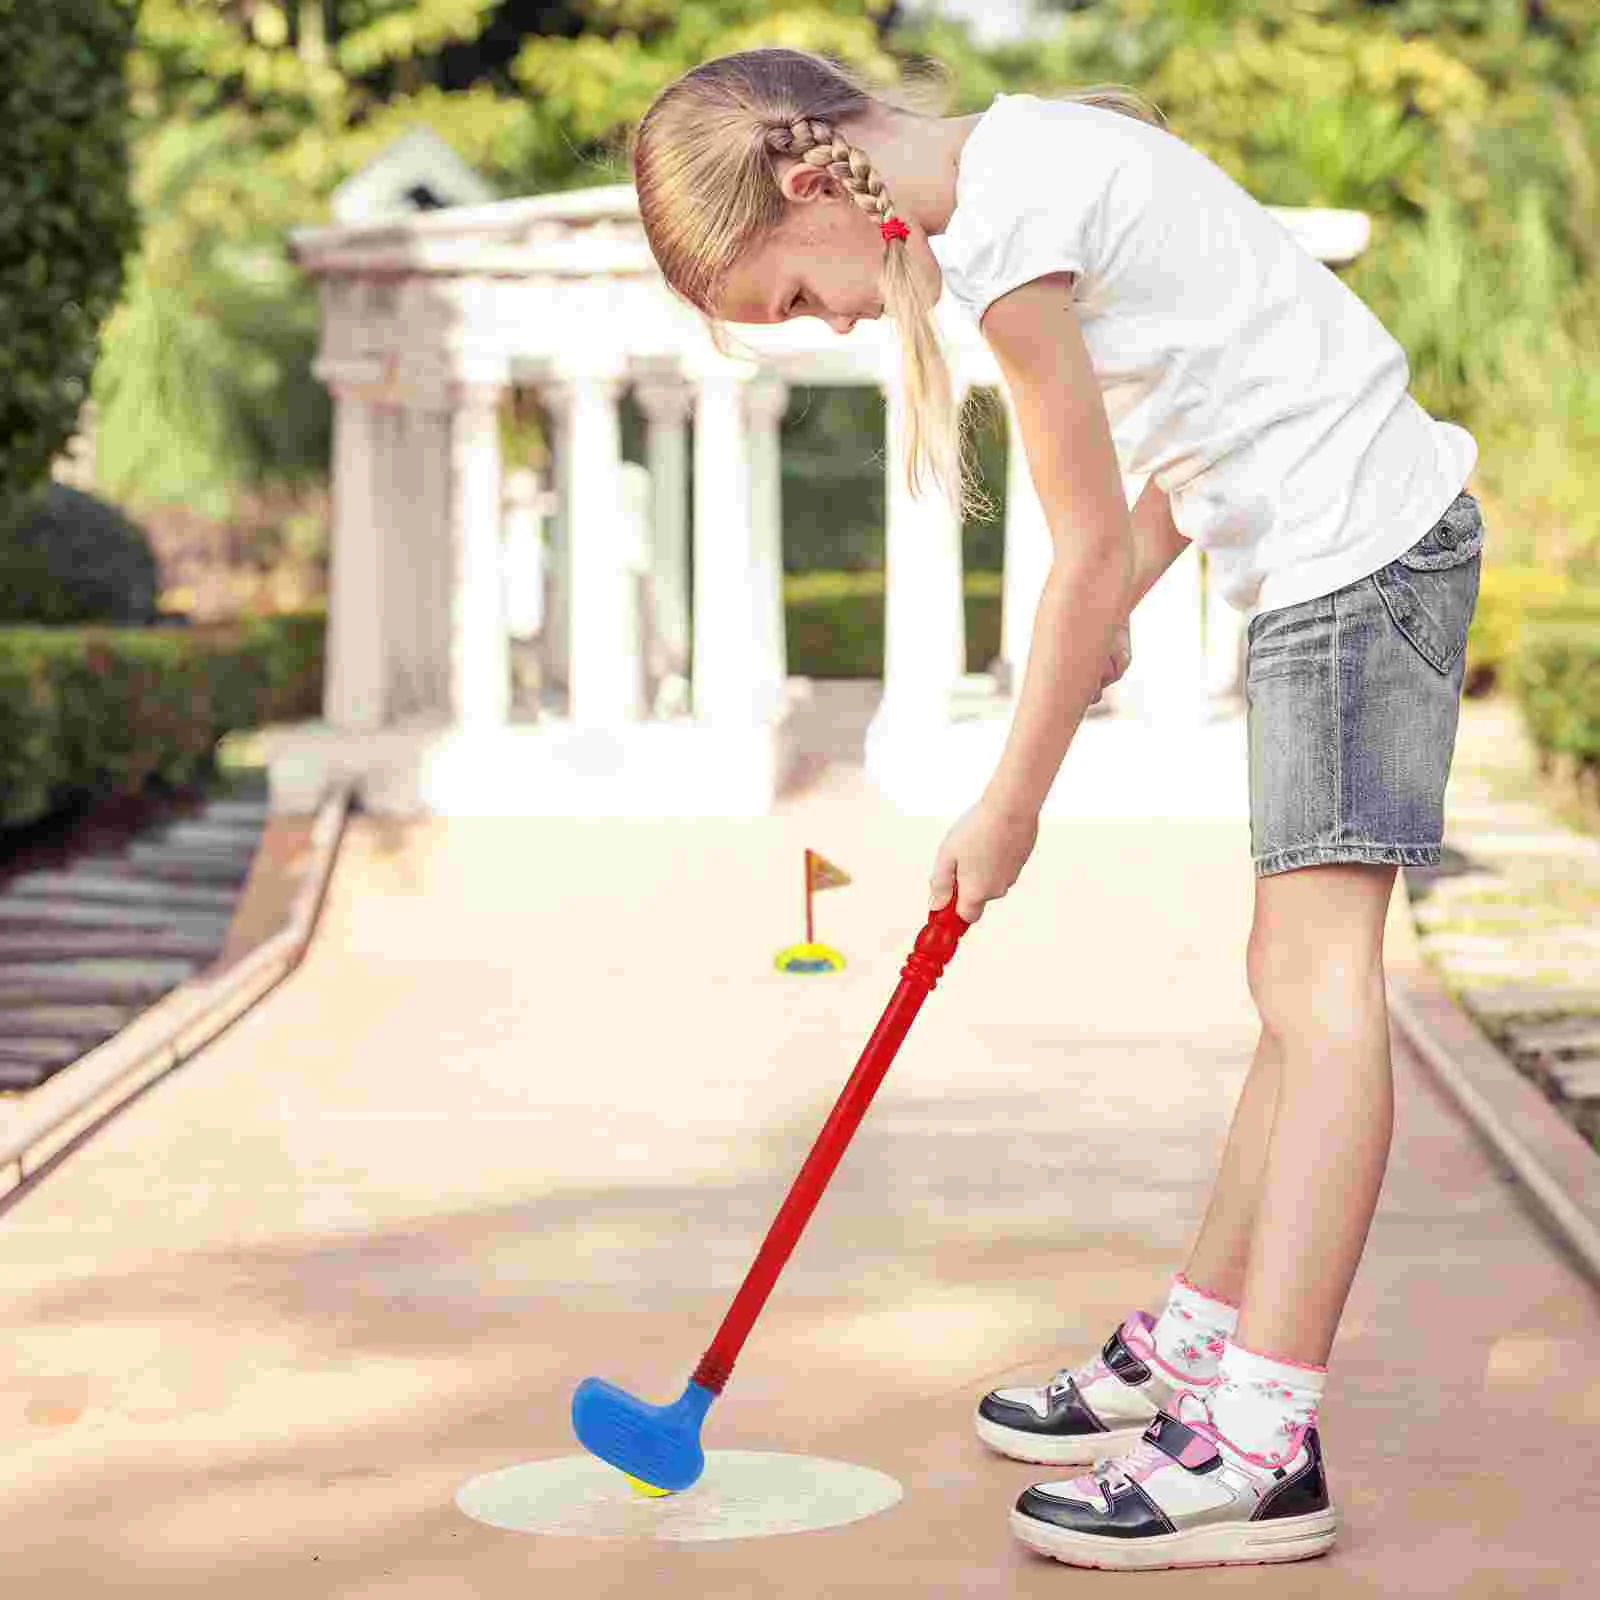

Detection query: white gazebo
(270, 183), (1369, 818)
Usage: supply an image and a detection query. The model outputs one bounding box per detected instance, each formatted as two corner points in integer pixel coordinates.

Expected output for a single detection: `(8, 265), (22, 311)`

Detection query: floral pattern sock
(1206, 1338), (1326, 1466)
(1147, 1270), (1239, 1384)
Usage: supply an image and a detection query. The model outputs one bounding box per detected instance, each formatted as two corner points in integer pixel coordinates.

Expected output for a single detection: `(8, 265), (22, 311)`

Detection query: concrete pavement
(3, 701), (1599, 1596)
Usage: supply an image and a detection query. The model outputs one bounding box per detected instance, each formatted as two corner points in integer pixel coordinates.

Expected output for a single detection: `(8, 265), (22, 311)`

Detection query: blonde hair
(632, 50), (1164, 515)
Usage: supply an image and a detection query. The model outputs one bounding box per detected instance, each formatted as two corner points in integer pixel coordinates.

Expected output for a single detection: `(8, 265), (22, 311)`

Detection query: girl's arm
(1127, 475), (1190, 609)
(979, 274), (1139, 818)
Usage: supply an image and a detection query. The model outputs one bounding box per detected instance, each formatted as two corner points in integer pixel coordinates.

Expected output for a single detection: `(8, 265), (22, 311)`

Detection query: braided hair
(633, 49), (1161, 514)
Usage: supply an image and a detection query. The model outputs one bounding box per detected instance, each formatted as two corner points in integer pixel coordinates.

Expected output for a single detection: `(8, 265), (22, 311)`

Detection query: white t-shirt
(929, 93), (1477, 614)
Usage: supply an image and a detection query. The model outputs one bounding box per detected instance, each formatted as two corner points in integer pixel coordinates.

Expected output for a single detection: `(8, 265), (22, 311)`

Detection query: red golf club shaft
(690, 898), (970, 1394)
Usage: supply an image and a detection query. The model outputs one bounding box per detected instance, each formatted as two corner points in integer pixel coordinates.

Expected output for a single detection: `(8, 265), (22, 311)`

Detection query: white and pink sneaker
(975, 1310), (1214, 1467)
(1009, 1386), (1339, 1570)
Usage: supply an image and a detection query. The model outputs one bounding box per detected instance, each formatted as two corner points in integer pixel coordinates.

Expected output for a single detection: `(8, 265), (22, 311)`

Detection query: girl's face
(712, 163), (906, 334)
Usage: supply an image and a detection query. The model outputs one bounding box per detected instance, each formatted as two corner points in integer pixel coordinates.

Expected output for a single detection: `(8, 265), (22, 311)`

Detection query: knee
(1246, 926), (1386, 1042)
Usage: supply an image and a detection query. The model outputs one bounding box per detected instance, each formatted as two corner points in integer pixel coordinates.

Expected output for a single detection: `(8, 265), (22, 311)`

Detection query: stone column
(447, 382), (511, 729)
(1000, 385), (1053, 695)
(385, 401), (446, 719)
(745, 375), (790, 724)
(543, 400), (572, 701)
(879, 373), (968, 724)
(691, 361), (758, 726)
(324, 384), (386, 730)
(634, 377), (693, 713)
(548, 366), (641, 725)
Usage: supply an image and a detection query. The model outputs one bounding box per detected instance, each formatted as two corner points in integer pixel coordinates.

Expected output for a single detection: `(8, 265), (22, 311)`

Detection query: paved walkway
(3, 696), (1599, 1596)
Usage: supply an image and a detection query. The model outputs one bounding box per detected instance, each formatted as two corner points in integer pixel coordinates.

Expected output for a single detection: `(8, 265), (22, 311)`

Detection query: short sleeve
(934, 95), (1147, 320)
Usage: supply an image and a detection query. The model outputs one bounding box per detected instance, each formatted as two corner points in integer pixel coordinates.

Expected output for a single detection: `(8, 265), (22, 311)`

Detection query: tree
(0, 0), (139, 533)
(1024, 0), (1600, 566)
(95, 1), (969, 514)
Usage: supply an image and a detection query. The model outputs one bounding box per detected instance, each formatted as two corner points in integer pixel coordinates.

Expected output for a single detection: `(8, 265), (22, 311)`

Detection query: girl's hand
(929, 799), (1040, 924)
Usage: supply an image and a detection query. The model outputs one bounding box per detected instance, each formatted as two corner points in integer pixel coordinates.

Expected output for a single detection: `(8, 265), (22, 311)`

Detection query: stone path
(1405, 697), (1600, 1148)
(1, 698), (1597, 1595)
(0, 782), (269, 1092)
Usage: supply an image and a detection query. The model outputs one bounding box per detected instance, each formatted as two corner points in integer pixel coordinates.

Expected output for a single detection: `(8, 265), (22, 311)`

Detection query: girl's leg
(1234, 861), (1398, 1365)
(1180, 1024), (1283, 1306)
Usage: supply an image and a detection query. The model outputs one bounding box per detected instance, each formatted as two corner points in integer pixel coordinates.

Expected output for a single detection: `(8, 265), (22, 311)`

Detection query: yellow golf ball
(622, 1472), (672, 1498)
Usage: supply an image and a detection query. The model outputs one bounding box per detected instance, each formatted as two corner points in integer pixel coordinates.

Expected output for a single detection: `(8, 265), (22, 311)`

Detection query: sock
(1207, 1338), (1326, 1466)
(1147, 1270), (1239, 1385)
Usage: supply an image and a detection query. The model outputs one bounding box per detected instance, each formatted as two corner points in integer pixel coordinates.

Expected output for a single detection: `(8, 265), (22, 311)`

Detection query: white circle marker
(455, 1451), (903, 1542)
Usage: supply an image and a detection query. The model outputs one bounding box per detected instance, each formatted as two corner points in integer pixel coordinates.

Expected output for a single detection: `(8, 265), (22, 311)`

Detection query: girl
(632, 49), (1482, 1571)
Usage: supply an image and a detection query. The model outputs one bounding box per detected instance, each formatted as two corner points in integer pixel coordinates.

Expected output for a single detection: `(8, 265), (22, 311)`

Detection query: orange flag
(807, 851), (852, 892)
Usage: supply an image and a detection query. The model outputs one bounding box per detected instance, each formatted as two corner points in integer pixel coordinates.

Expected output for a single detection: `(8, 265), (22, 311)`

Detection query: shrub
(253, 608), (327, 722)
(0, 483), (159, 624)
(0, 610), (326, 830)
(0, 0), (138, 528)
(1512, 622), (1600, 782)
(1463, 564), (1578, 696)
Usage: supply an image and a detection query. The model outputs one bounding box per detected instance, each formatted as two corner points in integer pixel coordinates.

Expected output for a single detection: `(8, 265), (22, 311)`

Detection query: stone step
(0, 1060), (52, 1091)
(0, 899), (230, 935)
(1447, 802), (1563, 827)
(128, 838), (256, 864)
(1416, 871), (1511, 900)
(1436, 955), (1600, 981)
(1460, 832), (1600, 858)
(1413, 904), (1557, 932)
(0, 1038), (83, 1069)
(0, 960), (196, 1006)
(1542, 1057), (1600, 1102)
(4, 872), (237, 912)
(0, 930), (220, 963)
(1461, 985), (1600, 1021)
(0, 1004), (131, 1041)
(79, 851), (250, 886)
(1503, 1017), (1600, 1059)
(197, 799), (270, 822)
(154, 821), (264, 850)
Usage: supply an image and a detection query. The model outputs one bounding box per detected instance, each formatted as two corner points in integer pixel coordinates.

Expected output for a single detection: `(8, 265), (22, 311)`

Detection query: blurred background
(2, 0), (1597, 834)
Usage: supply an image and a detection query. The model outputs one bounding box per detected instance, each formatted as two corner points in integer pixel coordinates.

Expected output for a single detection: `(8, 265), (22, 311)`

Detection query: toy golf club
(571, 895), (971, 1495)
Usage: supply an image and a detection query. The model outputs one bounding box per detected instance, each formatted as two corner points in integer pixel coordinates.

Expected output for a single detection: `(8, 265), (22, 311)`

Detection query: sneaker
(975, 1311), (1206, 1467)
(1009, 1387), (1340, 1571)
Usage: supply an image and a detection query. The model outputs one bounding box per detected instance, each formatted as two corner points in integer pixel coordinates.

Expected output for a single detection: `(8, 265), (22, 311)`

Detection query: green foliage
(1463, 561), (1578, 695)
(1026, 0), (1600, 571)
(0, 0), (139, 529)
(784, 569), (1002, 677)
(0, 612), (326, 830)
(98, 1), (914, 514)
(0, 485), (159, 626)
(1512, 617), (1600, 779)
(98, 0), (1600, 587)
(780, 385), (1008, 574)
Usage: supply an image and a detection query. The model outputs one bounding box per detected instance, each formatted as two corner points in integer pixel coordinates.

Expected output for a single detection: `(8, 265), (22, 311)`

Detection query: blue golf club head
(571, 1376), (717, 1494)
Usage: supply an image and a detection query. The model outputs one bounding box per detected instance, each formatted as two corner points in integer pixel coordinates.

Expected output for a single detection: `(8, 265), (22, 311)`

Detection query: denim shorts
(1246, 490), (1485, 878)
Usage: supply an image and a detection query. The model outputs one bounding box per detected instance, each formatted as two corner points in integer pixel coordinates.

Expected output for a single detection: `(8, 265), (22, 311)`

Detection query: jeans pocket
(1372, 493), (1486, 674)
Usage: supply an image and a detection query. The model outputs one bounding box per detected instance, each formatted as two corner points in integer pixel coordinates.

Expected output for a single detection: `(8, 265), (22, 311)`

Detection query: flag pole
(804, 849), (814, 944)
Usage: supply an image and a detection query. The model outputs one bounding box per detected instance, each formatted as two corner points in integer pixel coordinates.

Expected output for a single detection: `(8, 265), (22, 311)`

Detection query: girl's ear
(780, 160), (837, 205)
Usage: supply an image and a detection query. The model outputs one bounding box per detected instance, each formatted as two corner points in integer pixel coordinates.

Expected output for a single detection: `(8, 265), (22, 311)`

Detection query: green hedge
(1512, 622), (1600, 781)
(785, 570), (1002, 679)
(0, 0), (138, 528)
(0, 611), (325, 829)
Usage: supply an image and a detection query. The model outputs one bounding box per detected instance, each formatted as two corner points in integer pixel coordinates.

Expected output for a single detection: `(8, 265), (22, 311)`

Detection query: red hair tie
(880, 216), (910, 244)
